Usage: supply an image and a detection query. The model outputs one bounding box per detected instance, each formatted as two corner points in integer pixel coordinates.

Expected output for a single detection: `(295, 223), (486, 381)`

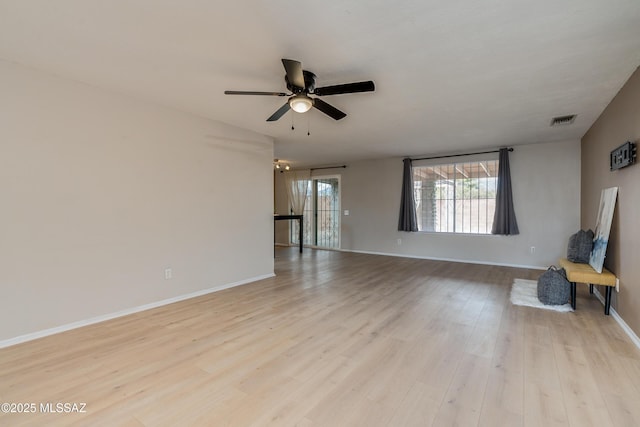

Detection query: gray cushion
(567, 229), (594, 264)
(537, 267), (570, 305)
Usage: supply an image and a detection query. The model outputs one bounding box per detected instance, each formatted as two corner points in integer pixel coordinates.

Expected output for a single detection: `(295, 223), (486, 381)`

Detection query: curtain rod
(310, 165), (347, 171)
(409, 147), (513, 162)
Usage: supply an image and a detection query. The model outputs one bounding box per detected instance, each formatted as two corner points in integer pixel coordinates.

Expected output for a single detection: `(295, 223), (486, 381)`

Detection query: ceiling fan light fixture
(289, 95), (313, 113)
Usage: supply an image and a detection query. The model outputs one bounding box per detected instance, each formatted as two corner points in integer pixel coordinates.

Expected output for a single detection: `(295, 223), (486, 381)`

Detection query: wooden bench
(558, 258), (617, 315)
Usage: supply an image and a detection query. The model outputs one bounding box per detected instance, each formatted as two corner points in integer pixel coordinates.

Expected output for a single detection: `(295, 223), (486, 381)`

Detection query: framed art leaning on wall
(589, 187), (618, 273)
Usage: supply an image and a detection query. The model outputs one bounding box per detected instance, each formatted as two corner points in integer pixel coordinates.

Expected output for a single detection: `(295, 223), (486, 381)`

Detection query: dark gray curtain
(398, 158), (418, 232)
(492, 148), (519, 235)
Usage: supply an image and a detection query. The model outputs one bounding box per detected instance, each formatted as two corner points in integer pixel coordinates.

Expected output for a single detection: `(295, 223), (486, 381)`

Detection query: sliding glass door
(291, 176), (340, 249)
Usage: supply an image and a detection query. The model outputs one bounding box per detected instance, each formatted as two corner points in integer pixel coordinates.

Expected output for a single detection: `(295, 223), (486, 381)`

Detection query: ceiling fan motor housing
(286, 70), (317, 93)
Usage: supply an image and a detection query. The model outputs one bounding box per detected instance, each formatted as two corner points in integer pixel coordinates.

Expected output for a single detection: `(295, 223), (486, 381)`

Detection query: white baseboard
(0, 273), (275, 349)
(339, 248), (546, 271)
(592, 288), (640, 351)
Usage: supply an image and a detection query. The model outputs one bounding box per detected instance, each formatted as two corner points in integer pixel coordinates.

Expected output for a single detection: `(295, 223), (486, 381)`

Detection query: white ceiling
(2, 1), (639, 167)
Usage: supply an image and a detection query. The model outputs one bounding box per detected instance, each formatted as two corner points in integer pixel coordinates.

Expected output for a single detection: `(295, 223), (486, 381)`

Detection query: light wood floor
(2, 248), (640, 426)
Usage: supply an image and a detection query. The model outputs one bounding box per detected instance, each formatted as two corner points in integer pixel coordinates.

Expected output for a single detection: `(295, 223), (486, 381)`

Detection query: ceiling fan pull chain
(291, 110), (295, 131)
(307, 115), (311, 136)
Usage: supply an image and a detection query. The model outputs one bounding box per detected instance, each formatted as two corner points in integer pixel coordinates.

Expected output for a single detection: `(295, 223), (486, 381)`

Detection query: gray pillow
(538, 266), (570, 305)
(567, 229), (594, 264)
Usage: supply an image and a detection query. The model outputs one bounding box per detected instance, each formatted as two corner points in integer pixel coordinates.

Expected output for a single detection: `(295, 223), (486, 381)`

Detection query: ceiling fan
(224, 59), (375, 121)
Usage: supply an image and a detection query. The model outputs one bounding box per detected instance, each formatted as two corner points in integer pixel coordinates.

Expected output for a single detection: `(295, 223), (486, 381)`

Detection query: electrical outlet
(164, 268), (172, 280)
(344, 210), (350, 216)
(530, 246), (536, 254)
(616, 278), (620, 292)
(397, 238), (402, 245)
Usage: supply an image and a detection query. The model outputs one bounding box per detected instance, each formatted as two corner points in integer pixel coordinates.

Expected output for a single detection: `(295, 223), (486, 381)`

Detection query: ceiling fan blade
(267, 103), (291, 121)
(314, 81), (375, 96)
(313, 98), (346, 120)
(225, 90), (287, 96)
(282, 59), (305, 89)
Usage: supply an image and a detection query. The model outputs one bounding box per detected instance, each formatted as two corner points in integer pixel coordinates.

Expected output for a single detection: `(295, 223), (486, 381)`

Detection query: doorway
(291, 176), (341, 249)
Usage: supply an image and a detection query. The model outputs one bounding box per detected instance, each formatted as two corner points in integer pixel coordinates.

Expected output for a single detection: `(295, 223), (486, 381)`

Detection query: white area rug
(510, 279), (573, 312)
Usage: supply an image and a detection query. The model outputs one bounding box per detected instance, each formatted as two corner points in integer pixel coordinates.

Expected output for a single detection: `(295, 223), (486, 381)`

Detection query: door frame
(290, 174), (341, 250)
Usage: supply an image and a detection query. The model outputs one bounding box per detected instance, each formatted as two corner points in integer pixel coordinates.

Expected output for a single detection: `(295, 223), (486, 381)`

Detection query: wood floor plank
(431, 353), (492, 426)
(386, 381), (440, 427)
(1, 247), (639, 426)
(478, 365), (524, 427)
(552, 343), (615, 427)
(523, 381), (569, 427)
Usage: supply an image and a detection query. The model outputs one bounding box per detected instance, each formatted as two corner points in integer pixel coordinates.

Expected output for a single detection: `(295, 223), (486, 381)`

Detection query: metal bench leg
(589, 284), (594, 294)
(605, 286), (612, 315)
(571, 282), (576, 310)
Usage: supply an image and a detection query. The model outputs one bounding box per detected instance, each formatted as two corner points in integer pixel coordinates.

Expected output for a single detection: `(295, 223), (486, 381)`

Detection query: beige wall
(581, 66), (640, 336)
(0, 61), (274, 342)
(275, 140), (581, 268)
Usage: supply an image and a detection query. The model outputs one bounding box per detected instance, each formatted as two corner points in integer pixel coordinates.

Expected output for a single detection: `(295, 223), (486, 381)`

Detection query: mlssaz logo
(39, 402), (87, 413)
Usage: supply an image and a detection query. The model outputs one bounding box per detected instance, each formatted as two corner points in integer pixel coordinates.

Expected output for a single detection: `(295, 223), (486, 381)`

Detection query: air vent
(550, 114), (577, 126)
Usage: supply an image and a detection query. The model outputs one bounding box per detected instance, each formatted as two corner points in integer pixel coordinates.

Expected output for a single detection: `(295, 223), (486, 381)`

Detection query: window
(413, 160), (498, 234)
